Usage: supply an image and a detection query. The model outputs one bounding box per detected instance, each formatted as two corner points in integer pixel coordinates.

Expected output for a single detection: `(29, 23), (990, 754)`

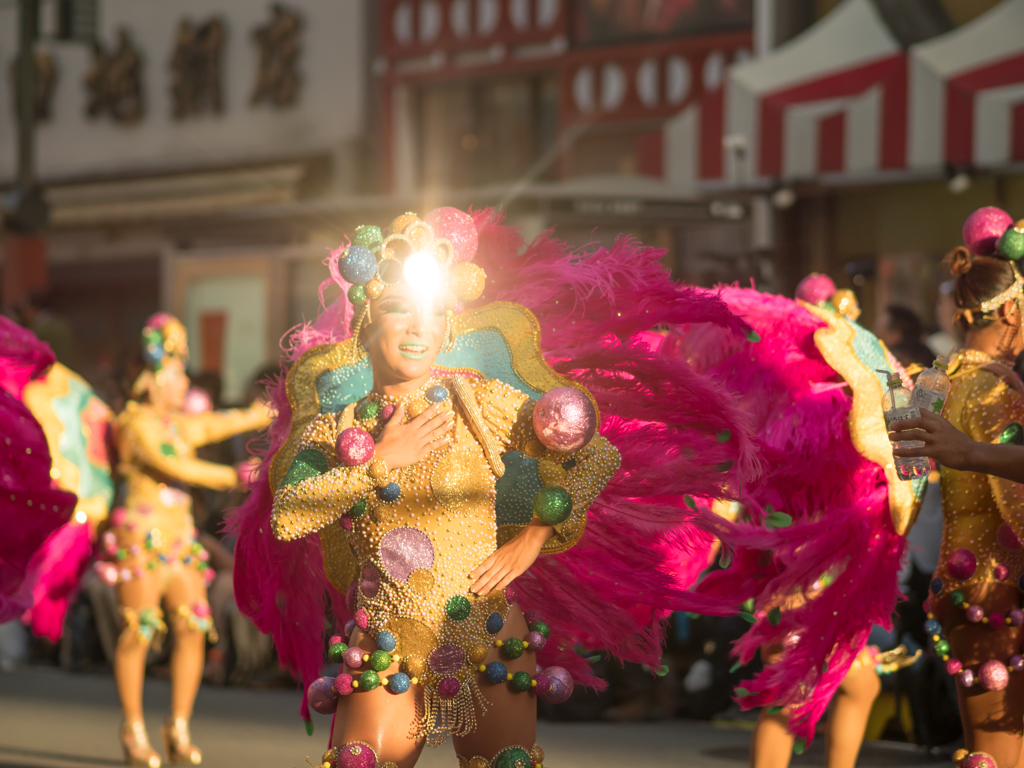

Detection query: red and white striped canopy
(723, 0), (906, 182)
(910, 0), (1024, 171)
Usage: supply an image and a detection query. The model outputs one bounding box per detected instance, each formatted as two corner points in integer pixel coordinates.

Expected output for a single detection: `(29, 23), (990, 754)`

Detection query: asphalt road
(0, 667), (946, 768)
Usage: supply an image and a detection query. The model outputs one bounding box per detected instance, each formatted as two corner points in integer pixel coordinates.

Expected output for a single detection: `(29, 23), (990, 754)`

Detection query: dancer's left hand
(469, 524), (553, 595)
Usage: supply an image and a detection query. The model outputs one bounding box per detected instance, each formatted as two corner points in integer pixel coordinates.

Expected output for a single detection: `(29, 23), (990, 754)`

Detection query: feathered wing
(0, 317), (78, 623)
(229, 209), (763, 717)
(664, 287), (912, 744)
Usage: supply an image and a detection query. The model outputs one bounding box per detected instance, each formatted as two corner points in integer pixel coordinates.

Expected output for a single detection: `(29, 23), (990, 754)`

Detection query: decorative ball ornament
(950, 590), (966, 607)
(979, 660), (1009, 691)
(998, 220), (1024, 261)
(343, 647), (364, 668)
(469, 644), (489, 664)
(794, 273), (837, 306)
(377, 482), (401, 503)
(510, 671), (532, 693)
(533, 387), (598, 452)
(425, 207), (478, 264)
(336, 428), (375, 466)
(328, 641), (348, 663)
(963, 207), (1013, 256)
(997, 523), (1021, 550)
(529, 620), (551, 639)
(967, 605), (984, 623)
(994, 564), (1010, 581)
(341, 245), (379, 285)
(1011, 609), (1024, 626)
(934, 639), (950, 655)
(353, 225), (383, 250)
(357, 401), (380, 420)
(337, 743), (376, 768)
(388, 672), (411, 694)
(402, 656), (426, 678)
(349, 499), (367, 519)
(999, 422), (1024, 446)
(945, 659), (962, 676)
(533, 486), (573, 526)
(501, 637), (525, 660)
(370, 650), (392, 672)
(961, 753), (997, 768)
(425, 385), (450, 404)
(1011, 655), (1024, 671)
(438, 677), (461, 698)
(450, 263), (486, 301)
(959, 668), (975, 687)
(365, 278), (384, 300)
(446, 595), (472, 621)
(484, 662), (508, 685)
(924, 618), (941, 635)
(493, 747), (532, 768)
(334, 673), (354, 695)
(947, 549), (977, 581)
(359, 670), (380, 691)
(307, 677), (340, 714)
(536, 666), (574, 704)
(526, 631), (546, 650)
(347, 284), (367, 306)
(376, 631), (397, 653)
(486, 612), (504, 635)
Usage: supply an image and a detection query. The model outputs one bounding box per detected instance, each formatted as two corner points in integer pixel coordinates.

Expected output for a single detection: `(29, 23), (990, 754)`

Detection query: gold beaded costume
(935, 350), (1024, 594)
(272, 361), (619, 740)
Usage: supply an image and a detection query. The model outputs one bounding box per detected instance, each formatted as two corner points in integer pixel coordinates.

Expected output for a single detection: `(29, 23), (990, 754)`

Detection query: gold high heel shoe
(121, 721), (161, 768)
(161, 717), (202, 765)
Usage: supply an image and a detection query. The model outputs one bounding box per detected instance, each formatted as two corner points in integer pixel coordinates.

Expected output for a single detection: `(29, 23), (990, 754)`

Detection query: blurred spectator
(0, 620), (29, 672)
(927, 281), (959, 358)
(875, 304), (924, 349)
(890, 339), (937, 371)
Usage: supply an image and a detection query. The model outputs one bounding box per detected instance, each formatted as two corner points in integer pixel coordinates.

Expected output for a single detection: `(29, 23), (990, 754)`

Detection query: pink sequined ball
(336, 427), (375, 466)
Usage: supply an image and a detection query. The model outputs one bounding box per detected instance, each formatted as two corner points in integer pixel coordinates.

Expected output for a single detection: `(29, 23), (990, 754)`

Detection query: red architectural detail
(637, 130), (663, 177)
(759, 54), (906, 177)
(699, 79), (724, 179)
(946, 51), (1024, 165)
(818, 111), (845, 173)
(379, 0), (568, 60)
(1013, 101), (1024, 162)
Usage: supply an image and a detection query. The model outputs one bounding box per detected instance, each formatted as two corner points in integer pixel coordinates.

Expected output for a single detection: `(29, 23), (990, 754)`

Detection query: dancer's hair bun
(949, 246), (974, 276)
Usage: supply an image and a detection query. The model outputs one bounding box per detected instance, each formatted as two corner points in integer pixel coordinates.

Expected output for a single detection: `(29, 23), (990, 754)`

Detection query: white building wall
(0, 0), (366, 183)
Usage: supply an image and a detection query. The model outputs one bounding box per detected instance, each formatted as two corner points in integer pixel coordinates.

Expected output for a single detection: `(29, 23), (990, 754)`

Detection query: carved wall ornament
(251, 4), (302, 108)
(9, 50), (58, 122)
(170, 16), (226, 119)
(85, 28), (144, 124)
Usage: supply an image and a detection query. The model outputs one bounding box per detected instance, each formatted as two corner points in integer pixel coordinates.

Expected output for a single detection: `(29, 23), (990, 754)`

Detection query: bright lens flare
(403, 251), (442, 307)
(74, 510), (88, 524)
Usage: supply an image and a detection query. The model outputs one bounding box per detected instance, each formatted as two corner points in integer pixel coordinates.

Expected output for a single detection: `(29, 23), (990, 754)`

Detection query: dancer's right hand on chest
(373, 403), (455, 469)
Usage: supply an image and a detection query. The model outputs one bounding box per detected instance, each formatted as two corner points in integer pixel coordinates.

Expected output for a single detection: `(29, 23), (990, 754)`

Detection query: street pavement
(0, 666), (946, 768)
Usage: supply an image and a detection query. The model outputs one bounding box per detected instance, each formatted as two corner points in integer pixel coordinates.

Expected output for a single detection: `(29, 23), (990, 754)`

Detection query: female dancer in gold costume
(271, 216), (619, 768)
(104, 314), (269, 766)
(924, 208), (1024, 768)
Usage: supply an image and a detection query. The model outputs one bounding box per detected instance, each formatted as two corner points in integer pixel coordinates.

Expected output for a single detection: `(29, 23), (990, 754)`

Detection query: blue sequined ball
(376, 631), (397, 653)
(377, 482), (401, 503)
(426, 385), (450, 403)
(484, 662), (508, 685)
(340, 245), (378, 285)
(388, 672), (411, 694)
(485, 612), (503, 635)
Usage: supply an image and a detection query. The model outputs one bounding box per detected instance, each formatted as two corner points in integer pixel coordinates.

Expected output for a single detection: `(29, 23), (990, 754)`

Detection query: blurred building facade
(2, 0), (1024, 395)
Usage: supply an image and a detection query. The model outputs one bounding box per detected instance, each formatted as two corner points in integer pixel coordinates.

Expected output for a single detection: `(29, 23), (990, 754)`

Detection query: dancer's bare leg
(824, 661), (880, 768)
(115, 571), (163, 723)
(943, 583), (1024, 767)
(330, 629), (425, 768)
(750, 644), (793, 768)
(164, 567), (210, 721)
(452, 605), (538, 765)
(751, 709), (794, 768)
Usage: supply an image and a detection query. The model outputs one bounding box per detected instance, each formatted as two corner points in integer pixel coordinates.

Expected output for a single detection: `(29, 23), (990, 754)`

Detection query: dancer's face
(364, 284), (446, 386)
(147, 357), (190, 412)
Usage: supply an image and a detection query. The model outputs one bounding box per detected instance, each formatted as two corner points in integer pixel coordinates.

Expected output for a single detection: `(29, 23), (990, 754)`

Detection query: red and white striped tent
(910, 0), (1024, 171)
(707, 0), (908, 184)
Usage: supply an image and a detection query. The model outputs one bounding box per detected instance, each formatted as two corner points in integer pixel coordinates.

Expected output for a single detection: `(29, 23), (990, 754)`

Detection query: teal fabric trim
(314, 328), (543, 417)
(495, 451), (542, 527)
(52, 377), (115, 507)
(846, 319), (929, 502)
(282, 449), (330, 487)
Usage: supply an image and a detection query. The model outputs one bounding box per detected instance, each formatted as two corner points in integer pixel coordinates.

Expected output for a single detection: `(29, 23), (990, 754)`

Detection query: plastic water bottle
(909, 355), (951, 415)
(878, 370), (930, 480)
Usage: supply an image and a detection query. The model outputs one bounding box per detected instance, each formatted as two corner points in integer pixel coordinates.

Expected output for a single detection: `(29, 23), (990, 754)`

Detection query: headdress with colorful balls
(961, 207), (1024, 313)
(140, 312), (189, 371)
(336, 208), (486, 351)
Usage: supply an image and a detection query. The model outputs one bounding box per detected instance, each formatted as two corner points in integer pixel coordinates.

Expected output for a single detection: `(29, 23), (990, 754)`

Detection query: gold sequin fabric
(936, 349), (1024, 594)
(271, 376), (619, 742)
(108, 402), (269, 583)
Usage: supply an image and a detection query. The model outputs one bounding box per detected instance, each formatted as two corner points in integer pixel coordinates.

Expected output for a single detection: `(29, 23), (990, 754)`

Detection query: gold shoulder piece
(802, 304), (921, 535)
(452, 377), (506, 477)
